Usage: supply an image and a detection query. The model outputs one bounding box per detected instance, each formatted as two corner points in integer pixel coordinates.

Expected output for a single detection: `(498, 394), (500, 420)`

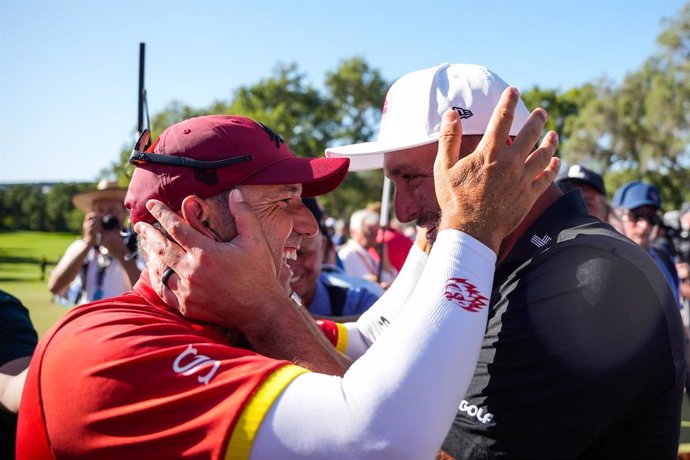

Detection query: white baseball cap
(325, 63), (531, 171)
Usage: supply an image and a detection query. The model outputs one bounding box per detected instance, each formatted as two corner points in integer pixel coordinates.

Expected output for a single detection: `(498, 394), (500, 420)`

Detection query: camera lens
(101, 215), (120, 230)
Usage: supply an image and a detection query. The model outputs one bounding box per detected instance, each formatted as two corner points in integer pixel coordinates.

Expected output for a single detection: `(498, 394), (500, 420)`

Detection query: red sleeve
(316, 319), (348, 354)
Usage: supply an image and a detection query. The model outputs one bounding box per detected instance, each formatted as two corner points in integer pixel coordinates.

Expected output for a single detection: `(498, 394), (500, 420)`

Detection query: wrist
(439, 220), (501, 255)
(240, 296), (295, 343)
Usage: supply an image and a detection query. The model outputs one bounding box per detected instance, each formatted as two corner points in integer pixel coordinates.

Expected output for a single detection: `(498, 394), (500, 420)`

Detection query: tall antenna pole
(137, 43), (146, 136)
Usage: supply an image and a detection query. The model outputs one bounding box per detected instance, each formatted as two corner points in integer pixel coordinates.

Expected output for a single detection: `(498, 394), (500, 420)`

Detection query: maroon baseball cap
(125, 115), (350, 224)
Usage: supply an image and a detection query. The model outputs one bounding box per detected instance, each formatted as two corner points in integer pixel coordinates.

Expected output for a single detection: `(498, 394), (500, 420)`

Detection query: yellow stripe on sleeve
(335, 322), (348, 354)
(225, 364), (309, 460)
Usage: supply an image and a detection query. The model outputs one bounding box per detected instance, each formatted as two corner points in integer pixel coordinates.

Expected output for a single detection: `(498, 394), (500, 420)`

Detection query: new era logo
(452, 106), (473, 119)
(530, 234), (552, 247)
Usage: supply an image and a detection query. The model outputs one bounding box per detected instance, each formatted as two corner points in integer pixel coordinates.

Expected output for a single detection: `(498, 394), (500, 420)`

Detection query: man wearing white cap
(48, 179), (143, 305)
(326, 63), (685, 459)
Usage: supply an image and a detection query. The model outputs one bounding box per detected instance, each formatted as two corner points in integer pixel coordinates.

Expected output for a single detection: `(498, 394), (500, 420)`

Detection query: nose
(393, 187), (419, 224)
(293, 202), (319, 237)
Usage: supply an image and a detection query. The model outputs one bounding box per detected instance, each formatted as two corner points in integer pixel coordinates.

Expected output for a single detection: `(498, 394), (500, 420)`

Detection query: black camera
(101, 215), (120, 230)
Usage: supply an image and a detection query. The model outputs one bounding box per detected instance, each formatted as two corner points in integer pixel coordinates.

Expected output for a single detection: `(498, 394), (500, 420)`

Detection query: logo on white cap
(452, 107), (474, 119)
(325, 63), (531, 171)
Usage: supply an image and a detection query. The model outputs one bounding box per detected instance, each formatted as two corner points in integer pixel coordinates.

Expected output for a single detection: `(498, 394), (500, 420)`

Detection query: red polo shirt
(17, 272), (342, 460)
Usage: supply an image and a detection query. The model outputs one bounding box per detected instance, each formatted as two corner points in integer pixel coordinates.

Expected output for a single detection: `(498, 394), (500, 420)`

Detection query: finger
(531, 157), (561, 197)
(510, 107), (548, 160)
(160, 269), (181, 309)
(228, 189), (264, 243)
(434, 109), (463, 172)
(145, 199), (199, 249)
(151, 265), (181, 310)
(479, 87), (519, 154)
(524, 131), (560, 193)
(135, 219), (186, 273)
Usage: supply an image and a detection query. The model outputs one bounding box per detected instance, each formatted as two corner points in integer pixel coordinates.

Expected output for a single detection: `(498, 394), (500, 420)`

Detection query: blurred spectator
(556, 164), (608, 221)
(0, 290), (38, 460)
(338, 208), (396, 288)
(676, 204), (690, 263)
(328, 217), (347, 247)
(48, 179), (144, 306)
(678, 262), (690, 324)
(289, 198), (382, 320)
(612, 181), (680, 304)
(365, 202), (414, 273)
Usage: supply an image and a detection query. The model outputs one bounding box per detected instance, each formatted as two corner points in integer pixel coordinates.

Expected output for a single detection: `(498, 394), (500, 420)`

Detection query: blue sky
(1, 0), (686, 183)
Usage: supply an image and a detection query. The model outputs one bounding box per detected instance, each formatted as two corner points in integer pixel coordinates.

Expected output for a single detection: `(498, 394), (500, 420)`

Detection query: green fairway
(0, 231), (78, 336)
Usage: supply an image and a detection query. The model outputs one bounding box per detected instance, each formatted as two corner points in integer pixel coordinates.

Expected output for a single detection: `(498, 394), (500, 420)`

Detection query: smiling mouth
(283, 248), (297, 261)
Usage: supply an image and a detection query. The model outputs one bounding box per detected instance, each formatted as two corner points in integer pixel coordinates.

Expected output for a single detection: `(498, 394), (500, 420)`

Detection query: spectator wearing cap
(18, 112), (556, 459)
(288, 198), (382, 321)
(326, 63), (684, 459)
(48, 179), (144, 306)
(556, 164), (608, 221)
(612, 181), (680, 304)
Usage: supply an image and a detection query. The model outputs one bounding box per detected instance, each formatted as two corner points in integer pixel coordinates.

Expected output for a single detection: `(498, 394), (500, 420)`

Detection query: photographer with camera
(48, 179), (143, 306)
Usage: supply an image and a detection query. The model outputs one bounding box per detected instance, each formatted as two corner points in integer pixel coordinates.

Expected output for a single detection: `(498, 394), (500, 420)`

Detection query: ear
(180, 196), (219, 240)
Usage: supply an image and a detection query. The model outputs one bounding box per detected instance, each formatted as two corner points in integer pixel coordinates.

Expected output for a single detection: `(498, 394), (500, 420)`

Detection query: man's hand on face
(433, 87), (560, 254)
(135, 189), (289, 333)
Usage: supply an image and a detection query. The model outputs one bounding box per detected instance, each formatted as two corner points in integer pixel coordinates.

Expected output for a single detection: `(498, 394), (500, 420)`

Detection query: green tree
(322, 57), (390, 217)
(45, 183), (91, 232)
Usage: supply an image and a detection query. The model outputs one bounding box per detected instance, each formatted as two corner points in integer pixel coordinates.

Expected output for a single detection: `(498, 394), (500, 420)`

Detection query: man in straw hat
(18, 98), (558, 458)
(48, 178), (143, 305)
(324, 63), (685, 459)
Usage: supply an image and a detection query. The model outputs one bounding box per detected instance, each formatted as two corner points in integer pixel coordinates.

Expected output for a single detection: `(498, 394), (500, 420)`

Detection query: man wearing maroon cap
(17, 101), (559, 459)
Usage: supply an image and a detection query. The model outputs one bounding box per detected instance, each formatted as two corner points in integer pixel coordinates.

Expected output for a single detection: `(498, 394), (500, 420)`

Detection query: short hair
(349, 209), (379, 233)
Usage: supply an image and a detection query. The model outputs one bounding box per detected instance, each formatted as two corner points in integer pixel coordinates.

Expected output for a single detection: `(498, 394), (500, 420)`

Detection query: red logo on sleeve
(444, 278), (488, 313)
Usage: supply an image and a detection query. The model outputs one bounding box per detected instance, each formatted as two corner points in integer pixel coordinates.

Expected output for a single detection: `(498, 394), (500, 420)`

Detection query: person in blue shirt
(612, 181), (680, 304)
(289, 198), (382, 319)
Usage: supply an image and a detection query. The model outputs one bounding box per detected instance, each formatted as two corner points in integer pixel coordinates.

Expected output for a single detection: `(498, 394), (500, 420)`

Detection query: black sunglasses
(128, 129), (253, 169)
(625, 209), (661, 226)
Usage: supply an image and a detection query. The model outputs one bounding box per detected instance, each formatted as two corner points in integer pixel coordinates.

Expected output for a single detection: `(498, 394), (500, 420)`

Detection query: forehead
(383, 135), (483, 176)
(384, 143), (437, 175)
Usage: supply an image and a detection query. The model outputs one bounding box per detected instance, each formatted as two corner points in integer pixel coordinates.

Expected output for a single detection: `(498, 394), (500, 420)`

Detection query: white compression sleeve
(250, 230), (496, 460)
(342, 242), (429, 358)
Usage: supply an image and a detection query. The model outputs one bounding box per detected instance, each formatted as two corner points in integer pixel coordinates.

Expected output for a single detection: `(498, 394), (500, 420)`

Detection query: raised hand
(434, 87), (560, 254)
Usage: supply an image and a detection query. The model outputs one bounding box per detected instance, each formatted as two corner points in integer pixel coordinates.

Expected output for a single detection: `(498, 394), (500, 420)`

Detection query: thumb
(228, 189), (262, 242)
(435, 109), (463, 174)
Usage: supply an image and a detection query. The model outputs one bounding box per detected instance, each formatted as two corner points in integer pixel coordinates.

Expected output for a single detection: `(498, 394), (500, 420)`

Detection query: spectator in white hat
(48, 178), (143, 305)
(326, 63), (685, 459)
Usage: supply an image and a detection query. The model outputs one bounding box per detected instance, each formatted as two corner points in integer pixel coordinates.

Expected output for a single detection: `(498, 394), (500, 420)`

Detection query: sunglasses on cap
(624, 209), (661, 226)
(128, 129), (253, 170)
